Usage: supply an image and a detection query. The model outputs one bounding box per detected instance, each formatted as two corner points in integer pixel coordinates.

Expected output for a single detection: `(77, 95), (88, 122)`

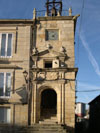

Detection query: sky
(0, 0), (100, 105)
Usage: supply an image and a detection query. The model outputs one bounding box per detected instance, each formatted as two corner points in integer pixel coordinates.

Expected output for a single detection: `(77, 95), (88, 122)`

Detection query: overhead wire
(75, 0), (86, 94)
(74, 0), (99, 95)
(77, 89), (100, 92)
(76, 79), (100, 92)
(68, 0), (72, 8)
(76, 0), (85, 66)
(75, 0), (100, 93)
(75, 0), (85, 95)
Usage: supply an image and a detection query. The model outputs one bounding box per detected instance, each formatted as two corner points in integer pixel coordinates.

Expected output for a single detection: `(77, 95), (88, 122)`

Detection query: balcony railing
(35, 10), (70, 18)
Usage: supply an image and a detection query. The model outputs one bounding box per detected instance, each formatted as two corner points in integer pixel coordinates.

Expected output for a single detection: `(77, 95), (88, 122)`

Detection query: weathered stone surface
(0, 15), (77, 133)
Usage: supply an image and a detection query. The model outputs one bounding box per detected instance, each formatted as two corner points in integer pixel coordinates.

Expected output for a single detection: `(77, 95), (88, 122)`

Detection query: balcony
(36, 10), (68, 18)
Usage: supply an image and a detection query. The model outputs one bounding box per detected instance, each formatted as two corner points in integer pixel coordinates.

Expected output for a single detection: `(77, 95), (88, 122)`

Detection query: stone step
(23, 125), (67, 133)
(24, 125), (64, 129)
(0, 129), (67, 133)
(39, 120), (57, 124)
(39, 117), (57, 120)
(0, 124), (68, 133)
(19, 131), (67, 133)
(39, 116), (58, 124)
(24, 129), (64, 131)
(31, 124), (63, 127)
(50, 116), (57, 119)
(39, 121), (57, 124)
(40, 118), (57, 121)
(24, 127), (64, 130)
(21, 130), (67, 133)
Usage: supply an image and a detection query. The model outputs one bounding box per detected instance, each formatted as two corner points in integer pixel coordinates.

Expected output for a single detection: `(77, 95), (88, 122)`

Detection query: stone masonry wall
(33, 18), (76, 129)
(0, 25), (31, 125)
(34, 19), (75, 68)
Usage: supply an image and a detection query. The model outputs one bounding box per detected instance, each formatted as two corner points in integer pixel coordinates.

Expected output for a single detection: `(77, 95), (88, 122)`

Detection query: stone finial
(33, 8), (36, 19)
(69, 7), (72, 16)
(57, 11), (60, 16)
(45, 11), (48, 17)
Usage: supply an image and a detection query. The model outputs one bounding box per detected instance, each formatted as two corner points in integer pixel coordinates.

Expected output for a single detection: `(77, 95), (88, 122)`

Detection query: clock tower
(30, 0), (79, 132)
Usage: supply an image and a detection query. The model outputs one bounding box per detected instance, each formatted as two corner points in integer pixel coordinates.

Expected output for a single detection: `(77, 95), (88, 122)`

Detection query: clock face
(46, 30), (59, 40)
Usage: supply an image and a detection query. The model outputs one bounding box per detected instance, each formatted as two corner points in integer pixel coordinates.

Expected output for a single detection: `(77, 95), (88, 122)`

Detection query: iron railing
(36, 10), (69, 17)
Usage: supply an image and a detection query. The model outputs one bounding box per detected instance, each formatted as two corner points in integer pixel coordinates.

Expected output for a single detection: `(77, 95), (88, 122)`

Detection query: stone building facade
(0, 1), (79, 132)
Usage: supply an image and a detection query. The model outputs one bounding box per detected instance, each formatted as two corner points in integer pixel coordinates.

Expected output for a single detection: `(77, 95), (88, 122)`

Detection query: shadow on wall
(64, 125), (75, 133)
(15, 85), (28, 103)
(0, 85), (28, 104)
(0, 124), (75, 133)
(0, 124), (28, 133)
(0, 60), (10, 64)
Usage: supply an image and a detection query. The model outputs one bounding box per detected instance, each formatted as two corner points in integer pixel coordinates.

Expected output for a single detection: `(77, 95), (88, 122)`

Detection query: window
(45, 30), (59, 41)
(0, 73), (11, 98)
(0, 107), (11, 123)
(45, 61), (52, 68)
(0, 33), (13, 57)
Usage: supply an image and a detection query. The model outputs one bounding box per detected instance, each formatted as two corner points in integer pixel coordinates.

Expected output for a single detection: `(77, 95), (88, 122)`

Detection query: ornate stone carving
(37, 72), (45, 80)
(46, 44), (52, 49)
(60, 46), (66, 53)
(32, 47), (38, 55)
(59, 72), (64, 79)
(46, 72), (58, 80)
(33, 72), (37, 80)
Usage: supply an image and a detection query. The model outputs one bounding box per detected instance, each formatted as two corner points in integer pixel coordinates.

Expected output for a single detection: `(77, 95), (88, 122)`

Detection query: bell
(51, 7), (56, 16)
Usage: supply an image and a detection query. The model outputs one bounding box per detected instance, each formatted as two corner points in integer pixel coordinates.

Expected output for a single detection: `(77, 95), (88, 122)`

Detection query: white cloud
(77, 82), (100, 103)
(78, 82), (100, 90)
(80, 33), (100, 76)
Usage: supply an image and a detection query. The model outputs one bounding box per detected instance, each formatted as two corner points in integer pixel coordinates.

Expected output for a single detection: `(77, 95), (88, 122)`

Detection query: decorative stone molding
(32, 47), (38, 55)
(46, 44), (52, 49)
(37, 72), (45, 80)
(60, 46), (66, 54)
(46, 72), (58, 80)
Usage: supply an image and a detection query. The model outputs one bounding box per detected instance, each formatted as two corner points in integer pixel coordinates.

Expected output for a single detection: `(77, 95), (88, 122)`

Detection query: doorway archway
(41, 89), (57, 119)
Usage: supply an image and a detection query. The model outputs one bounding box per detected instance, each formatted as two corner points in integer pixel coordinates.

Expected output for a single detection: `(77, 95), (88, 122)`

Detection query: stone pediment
(32, 48), (66, 58)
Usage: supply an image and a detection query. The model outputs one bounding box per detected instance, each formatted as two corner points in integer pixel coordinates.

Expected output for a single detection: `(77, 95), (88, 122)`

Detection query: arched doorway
(41, 89), (57, 119)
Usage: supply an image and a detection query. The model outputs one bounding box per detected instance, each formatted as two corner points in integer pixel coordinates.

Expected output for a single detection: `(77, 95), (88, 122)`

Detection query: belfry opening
(41, 89), (57, 118)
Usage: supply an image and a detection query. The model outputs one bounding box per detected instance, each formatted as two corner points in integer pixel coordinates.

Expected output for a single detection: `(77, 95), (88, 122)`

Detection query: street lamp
(23, 70), (28, 84)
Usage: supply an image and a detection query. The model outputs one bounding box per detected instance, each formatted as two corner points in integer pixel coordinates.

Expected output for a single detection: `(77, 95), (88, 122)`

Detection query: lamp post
(23, 70), (28, 83)
(23, 70), (31, 125)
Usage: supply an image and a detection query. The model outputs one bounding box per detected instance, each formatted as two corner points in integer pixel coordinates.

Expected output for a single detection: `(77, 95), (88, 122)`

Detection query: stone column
(34, 83), (37, 123)
(59, 85), (62, 123)
(62, 83), (65, 124)
(31, 84), (34, 125)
